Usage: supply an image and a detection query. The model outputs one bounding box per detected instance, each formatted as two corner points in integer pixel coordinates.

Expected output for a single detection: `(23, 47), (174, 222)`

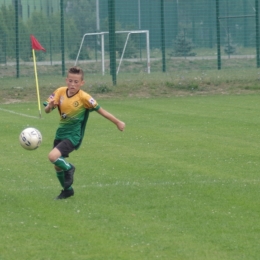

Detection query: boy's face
(66, 73), (85, 96)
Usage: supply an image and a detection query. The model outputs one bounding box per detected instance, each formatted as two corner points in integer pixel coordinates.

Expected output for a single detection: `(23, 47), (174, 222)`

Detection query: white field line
(0, 107), (41, 119)
(5, 179), (260, 192)
(80, 179), (260, 188)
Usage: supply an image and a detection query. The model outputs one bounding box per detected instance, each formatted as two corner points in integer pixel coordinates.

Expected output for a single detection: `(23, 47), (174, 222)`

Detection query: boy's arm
(44, 98), (57, 114)
(44, 99), (54, 114)
(96, 107), (125, 131)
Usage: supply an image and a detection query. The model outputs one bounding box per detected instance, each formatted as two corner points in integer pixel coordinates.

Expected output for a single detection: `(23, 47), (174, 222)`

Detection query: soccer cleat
(55, 188), (74, 200)
(64, 164), (75, 189)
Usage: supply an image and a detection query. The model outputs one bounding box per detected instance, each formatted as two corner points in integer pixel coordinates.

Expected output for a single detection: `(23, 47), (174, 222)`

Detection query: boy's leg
(55, 169), (74, 199)
(53, 156), (71, 171)
(52, 157), (75, 189)
(49, 140), (76, 198)
(56, 170), (65, 188)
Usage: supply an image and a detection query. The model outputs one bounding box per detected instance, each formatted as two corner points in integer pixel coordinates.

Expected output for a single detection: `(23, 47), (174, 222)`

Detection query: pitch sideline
(0, 107), (42, 119)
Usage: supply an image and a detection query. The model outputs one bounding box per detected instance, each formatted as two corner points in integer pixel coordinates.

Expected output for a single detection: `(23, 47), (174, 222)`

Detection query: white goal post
(74, 30), (150, 75)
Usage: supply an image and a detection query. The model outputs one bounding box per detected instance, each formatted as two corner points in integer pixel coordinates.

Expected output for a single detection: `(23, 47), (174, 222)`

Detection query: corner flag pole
(30, 35), (46, 118)
(32, 48), (42, 118)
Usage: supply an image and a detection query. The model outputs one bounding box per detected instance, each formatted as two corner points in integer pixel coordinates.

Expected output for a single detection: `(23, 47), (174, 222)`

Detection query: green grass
(1, 94), (260, 259)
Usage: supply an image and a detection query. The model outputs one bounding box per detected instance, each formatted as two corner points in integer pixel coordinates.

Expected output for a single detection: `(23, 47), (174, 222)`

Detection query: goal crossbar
(74, 30), (150, 75)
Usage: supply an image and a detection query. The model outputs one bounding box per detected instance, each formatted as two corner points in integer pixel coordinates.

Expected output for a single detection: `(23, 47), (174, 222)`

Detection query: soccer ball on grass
(19, 127), (42, 150)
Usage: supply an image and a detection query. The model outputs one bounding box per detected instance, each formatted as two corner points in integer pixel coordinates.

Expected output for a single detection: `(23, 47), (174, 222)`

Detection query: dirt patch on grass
(2, 99), (23, 104)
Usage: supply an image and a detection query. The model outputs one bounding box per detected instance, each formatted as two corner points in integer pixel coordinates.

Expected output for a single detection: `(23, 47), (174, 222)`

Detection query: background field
(1, 93), (260, 259)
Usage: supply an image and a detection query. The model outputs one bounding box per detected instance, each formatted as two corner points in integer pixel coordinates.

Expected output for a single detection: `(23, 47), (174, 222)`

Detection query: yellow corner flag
(30, 35), (46, 118)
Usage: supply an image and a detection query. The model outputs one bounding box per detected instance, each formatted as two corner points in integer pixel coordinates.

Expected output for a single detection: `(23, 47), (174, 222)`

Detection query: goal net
(74, 30), (150, 75)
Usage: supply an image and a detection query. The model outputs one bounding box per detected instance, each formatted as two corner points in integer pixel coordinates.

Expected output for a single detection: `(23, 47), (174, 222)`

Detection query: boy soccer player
(44, 66), (125, 199)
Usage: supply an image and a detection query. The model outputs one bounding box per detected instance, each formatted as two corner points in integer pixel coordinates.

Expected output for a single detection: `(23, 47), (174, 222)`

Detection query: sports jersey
(43, 87), (100, 149)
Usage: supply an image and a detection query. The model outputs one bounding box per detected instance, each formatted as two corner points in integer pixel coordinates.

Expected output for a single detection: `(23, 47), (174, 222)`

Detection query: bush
(224, 33), (237, 55)
(69, 47), (90, 60)
(171, 30), (196, 57)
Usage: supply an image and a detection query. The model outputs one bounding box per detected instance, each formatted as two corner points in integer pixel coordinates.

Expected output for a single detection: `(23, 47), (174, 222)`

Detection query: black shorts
(53, 139), (75, 158)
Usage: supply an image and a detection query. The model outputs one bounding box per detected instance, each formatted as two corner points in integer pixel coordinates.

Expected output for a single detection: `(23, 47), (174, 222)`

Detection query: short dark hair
(67, 66), (84, 80)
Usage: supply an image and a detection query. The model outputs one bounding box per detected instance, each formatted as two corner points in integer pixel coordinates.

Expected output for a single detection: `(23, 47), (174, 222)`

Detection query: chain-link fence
(0, 0), (259, 82)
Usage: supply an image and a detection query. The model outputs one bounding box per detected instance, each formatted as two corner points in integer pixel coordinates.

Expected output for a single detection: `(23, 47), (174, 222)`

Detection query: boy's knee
(48, 148), (62, 163)
(48, 151), (58, 163)
(48, 153), (54, 162)
(48, 148), (61, 163)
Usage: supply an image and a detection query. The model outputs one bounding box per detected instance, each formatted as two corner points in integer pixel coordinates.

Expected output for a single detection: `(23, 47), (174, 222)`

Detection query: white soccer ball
(19, 127), (42, 150)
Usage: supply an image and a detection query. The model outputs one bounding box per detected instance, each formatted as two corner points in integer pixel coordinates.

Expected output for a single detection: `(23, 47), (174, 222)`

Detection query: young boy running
(44, 66), (125, 199)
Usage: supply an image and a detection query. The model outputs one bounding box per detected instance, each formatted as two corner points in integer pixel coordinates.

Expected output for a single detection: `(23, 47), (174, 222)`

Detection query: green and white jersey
(44, 87), (100, 149)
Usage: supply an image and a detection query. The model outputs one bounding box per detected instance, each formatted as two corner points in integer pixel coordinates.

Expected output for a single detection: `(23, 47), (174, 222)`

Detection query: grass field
(1, 94), (260, 259)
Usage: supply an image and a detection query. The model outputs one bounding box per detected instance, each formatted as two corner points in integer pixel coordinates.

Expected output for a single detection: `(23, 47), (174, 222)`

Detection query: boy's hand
(48, 99), (56, 109)
(116, 121), (125, 131)
(45, 96), (58, 113)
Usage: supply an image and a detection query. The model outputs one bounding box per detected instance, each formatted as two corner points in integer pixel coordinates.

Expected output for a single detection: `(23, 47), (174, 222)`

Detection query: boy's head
(67, 66), (84, 80)
(66, 66), (85, 96)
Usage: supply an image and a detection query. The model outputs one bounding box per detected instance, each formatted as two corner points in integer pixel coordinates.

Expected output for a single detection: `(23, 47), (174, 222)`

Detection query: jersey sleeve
(82, 92), (100, 111)
(43, 88), (62, 109)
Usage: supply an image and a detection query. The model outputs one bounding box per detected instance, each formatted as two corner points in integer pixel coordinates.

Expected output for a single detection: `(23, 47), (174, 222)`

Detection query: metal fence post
(15, 0), (20, 78)
(160, 0), (166, 72)
(216, 0), (221, 70)
(60, 0), (65, 76)
(256, 0), (260, 68)
(108, 0), (117, 85)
